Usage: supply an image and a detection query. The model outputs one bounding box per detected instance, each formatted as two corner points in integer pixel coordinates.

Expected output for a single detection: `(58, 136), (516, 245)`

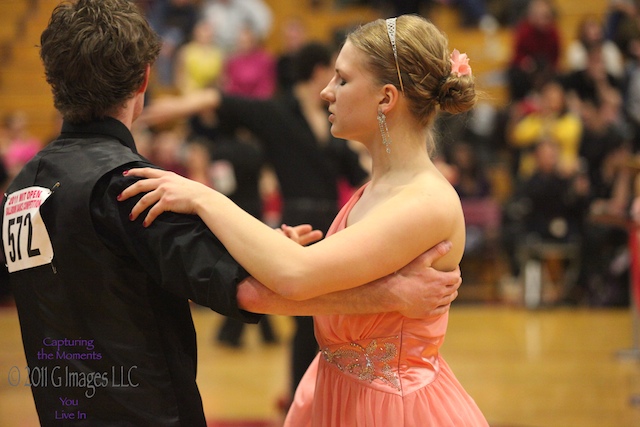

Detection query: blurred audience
(174, 19), (225, 94)
(387, 0), (498, 28)
(501, 139), (590, 301)
(507, 0), (561, 101)
(507, 79), (583, 179)
(562, 45), (623, 109)
(622, 37), (640, 151)
(147, 0), (200, 85)
(222, 23), (276, 99)
(605, 0), (640, 54)
(0, 111), (38, 306)
(201, 0), (273, 52)
(565, 16), (624, 79)
(1, 111), (42, 182)
(449, 141), (493, 200)
(574, 141), (633, 306)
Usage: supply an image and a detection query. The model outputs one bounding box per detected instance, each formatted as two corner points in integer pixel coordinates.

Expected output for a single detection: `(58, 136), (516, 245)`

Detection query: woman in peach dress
(123, 14), (488, 426)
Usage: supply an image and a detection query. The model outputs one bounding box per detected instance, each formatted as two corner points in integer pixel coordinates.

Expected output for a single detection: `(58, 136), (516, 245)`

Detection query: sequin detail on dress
(321, 337), (401, 390)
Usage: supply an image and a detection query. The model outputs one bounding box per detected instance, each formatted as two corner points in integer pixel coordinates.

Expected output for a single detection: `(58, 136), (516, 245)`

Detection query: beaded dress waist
(319, 332), (442, 395)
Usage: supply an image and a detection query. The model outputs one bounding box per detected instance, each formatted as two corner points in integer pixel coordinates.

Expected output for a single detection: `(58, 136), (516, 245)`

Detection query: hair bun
(437, 74), (476, 114)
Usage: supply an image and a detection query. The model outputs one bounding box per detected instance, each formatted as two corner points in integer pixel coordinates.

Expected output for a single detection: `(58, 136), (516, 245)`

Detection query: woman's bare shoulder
(405, 170), (462, 209)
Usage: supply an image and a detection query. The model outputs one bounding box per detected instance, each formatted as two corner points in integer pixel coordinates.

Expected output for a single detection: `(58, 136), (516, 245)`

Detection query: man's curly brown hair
(40, 0), (161, 123)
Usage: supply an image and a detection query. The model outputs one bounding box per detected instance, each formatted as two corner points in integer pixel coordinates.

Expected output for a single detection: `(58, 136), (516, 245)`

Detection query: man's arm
(95, 168), (261, 323)
(238, 241), (460, 318)
(138, 88), (221, 126)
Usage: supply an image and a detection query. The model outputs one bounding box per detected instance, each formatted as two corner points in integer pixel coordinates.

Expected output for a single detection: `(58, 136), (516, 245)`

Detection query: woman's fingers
(141, 199), (165, 227)
(119, 179), (157, 203)
(118, 168), (169, 201)
(125, 167), (167, 178)
(130, 187), (162, 222)
(117, 168), (172, 224)
(120, 167), (208, 226)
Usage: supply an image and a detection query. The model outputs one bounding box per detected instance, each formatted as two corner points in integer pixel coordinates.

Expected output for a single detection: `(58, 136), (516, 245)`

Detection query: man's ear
(379, 83), (399, 115)
(137, 65), (151, 94)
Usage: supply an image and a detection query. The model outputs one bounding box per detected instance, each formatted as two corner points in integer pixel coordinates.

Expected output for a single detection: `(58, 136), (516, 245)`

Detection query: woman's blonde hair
(348, 15), (477, 128)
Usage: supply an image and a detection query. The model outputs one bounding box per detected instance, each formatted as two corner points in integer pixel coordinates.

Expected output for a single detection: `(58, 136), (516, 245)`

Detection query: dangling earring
(377, 110), (391, 154)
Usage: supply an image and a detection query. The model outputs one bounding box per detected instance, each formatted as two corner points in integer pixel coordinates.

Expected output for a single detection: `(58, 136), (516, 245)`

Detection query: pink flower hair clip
(450, 49), (472, 77)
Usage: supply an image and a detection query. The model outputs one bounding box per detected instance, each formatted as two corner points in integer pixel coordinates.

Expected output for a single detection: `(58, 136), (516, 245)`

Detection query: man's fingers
(289, 224), (312, 234)
(434, 240), (453, 256)
(434, 290), (458, 315)
(419, 241), (452, 266)
(449, 276), (462, 290)
(287, 224), (323, 246)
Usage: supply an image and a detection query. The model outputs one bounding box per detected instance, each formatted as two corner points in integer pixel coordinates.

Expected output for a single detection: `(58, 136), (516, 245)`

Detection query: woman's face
(541, 82), (565, 113)
(320, 40), (380, 143)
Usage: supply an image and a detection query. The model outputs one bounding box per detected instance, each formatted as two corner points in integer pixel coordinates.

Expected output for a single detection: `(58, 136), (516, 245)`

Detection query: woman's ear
(379, 83), (399, 115)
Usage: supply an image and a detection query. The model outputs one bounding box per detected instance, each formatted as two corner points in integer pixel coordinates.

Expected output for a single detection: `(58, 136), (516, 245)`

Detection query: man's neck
(109, 93), (143, 130)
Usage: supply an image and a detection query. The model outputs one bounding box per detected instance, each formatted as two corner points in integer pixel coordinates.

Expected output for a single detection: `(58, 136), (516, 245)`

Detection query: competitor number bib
(3, 186), (54, 273)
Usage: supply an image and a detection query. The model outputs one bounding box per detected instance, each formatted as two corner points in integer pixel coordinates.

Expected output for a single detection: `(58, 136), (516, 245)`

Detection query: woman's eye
(339, 79), (347, 86)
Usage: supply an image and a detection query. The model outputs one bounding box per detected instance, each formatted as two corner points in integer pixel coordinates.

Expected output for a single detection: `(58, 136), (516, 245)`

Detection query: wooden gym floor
(1, 303), (639, 427)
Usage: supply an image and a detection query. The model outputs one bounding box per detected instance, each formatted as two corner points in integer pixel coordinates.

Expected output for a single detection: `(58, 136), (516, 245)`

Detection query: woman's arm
(121, 168), (461, 300)
(238, 243), (461, 318)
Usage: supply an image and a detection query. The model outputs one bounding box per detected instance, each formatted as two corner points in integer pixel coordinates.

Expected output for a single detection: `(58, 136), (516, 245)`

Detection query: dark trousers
(216, 316), (277, 346)
(290, 315), (318, 395)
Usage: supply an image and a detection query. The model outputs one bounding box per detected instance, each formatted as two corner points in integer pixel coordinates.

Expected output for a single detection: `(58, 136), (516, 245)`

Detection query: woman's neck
(368, 123), (433, 185)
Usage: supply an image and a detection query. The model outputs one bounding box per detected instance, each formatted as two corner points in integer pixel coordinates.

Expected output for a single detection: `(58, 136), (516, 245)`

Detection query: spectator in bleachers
(560, 58), (633, 306)
(507, 79), (582, 179)
(571, 135), (633, 305)
(201, 0), (272, 53)
(579, 91), (628, 191)
(388, 0), (497, 29)
(571, 65), (632, 306)
(506, 0), (561, 101)
(501, 139), (590, 302)
(622, 37), (640, 151)
(448, 140), (493, 200)
(517, 139), (589, 243)
(147, 0), (200, 85)
(174, 19), (225, 94)
(562, 45), (624, 110)
(1, 110), (42, 182)
(221, 23), (276, 99)
(487, 0), (531, 27)
(446, 141), (496, 254)
(566, 16), (625, 79)
(0, 110), (43, 305)
(146, 129), (189, 176)
(604, 0), (640, 54)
